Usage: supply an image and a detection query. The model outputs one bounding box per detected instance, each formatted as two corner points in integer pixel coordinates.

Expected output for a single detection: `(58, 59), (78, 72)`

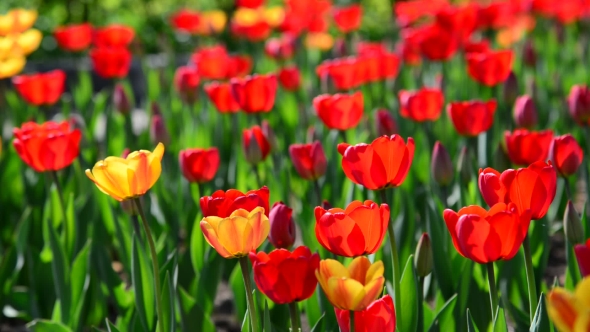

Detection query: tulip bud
(568, 85), (590, 124)
(150, 101), (162, 116)
(174, 65), (200, 105)
(113, 84), (131, 115)
(278, 66), (301, 91)
(242, 125), (271, 164)
(492, 142), (512, 172)
(457, 146), (472, 185)
(523, 39), (536, 68)
(375, 109), (398, 136)
(268, 201), (296, 249)
(261, 120), (278, 151)
(322, 200), (332, 210)
(431, 141), (453, 186)
(513, 95), (537, 129)
(414, 233), (433, 277)
(503, 71), (518, 106)
(564, 201), (584, 244)
(150, 114), (170, 146)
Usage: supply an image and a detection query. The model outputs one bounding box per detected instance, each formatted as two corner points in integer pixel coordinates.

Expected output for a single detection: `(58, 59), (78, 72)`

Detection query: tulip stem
(563, 177), (572, 200)
(239, 256), (259, 332)
(51, 171), (69, 256)
(487, 262), (498, 320)
(252, 164), (262, 188)
(379, 190), (401, 329)
(288, 302), (300, 332)
(417, 276), (424, 332)
(313, 180), (322, 205)
(349, 310), (355, 332)
(523, 235), (538, 323)
(339, 130), (348, 143)
(134, 198), (165, 332)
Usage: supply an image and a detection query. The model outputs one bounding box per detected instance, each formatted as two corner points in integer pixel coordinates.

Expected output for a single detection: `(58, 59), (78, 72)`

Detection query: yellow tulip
(305, 33), (334, 51)
(316, 256), (385, 311)
(547, 277), (590, 332)
(263, 7), (284, 27)
(0, 9), (37, 36)
(198, 10), (227, 35)
(16, 29), (42, 55)
(0, 56), (25, 79)
(0, 36), (15, 60)
(86, 143), (165, 201)
(200, 207), (270, 259)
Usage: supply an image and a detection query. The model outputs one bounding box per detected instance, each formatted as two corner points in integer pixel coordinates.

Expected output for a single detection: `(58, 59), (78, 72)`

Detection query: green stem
(379, 190), (401, 329)
(50, 171), (69, 256)
(349, 310), (355, 332)
(313, 179), (322, 205)
(523, 235), (538, 323)
(288, 302), (300, 332)
(252, 164), (262, 188)
(339, 130), (348, 143)
(417, 276), (424, 332)
(134, 198), (164, 332)
(563, 177), (572, 201)
(487, 262), (498, 320)
(239, 256), (259, 332)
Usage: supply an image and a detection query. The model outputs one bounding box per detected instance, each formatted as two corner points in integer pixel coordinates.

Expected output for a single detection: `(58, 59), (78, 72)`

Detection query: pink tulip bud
(568, 85), (590, 125)
(431, 141), (453, 186)
(513, 95), (537, 129)
(150, 114), (170, 145)
(113, 84), (131, 115)
(242, 125), (270, 164)
(268, 201), (296, 249)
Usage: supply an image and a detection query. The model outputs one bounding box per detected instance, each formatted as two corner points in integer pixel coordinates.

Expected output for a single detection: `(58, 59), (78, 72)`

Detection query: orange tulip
(547, 276), (590, 332)
(316, 256), (385, 311)
(200, 207), (270, 259)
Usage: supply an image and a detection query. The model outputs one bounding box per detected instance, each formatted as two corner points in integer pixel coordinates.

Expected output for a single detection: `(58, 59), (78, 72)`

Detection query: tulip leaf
(582, 203), (589, 239)
(160, 271), (176, 332)
(263, 300), (272, 332)
(195, 250), (224, 315)
(190, 216), (205, 276)
(399, 255), (419, 332)
(426, 199), (455, 300)
(70, 240), (91, 331)
(427, 293), (457, 332)
(106, 320), (121, 332)
(565, 238), (582, 290)
(131, 236), (155, 331)
(48, 216), (71, 326)
(466, 309), (479, 332)
(26, 319), (73, 332)
(309, 313), (325, 332)
(241, 308), (250, 332)
(230, 262), (248, 323)
(530, 293), (552, 332)
(178, 286), (215, 332)
(492, 302), (508, 332)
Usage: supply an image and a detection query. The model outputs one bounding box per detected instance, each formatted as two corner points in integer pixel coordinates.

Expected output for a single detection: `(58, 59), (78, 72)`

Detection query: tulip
(13, 121), (82, 172)
(564, 201), (584, 245)
(333, 4), (363, 34)
(278, 66), (301, 91)
(226, 55), (253, 78)
(431, 141), (453, 186)
(316, 256), (385, 311)
(338, 135), (415, 190)
(15, 29), (43, 56)
(375, 109), (398, 136)
(12, 70), (66, 106)
(231, 16), (272, 42)
(466, 49), (513, 86)
(204, 81), (240, 113)
(191, 45), (231, 80)
(463, 40), (490, 55)
(237, 0), (265, 8)
(575, 240), (590, 277)
(179, 148), (220, 184)
(315, 200), (390, 257)
(0, 56), (26, 79)
(396, 32), (421, 66)
(196, 10), (227, 35)
(549, 134), (583, 177)
(317, 57), (362, 91)
(242, 125), (271, 164)
(174, 65), (200, 105)
(170, 9), (201, 34)
(513, 95), (537, 129)
(523, 39), (537, 68)
(54, 23), (92, 52)
(265, 34), (296, 60)
(504, 129), (554, 166)
(435, 4), (477, 43)
(231, 74), (278, 114)
(314, 91), (364, 131)
(89, 47), (132, 79)
(447, 99), (497, 137)
(113, 84), (131, 114)
(415, 233), (433, 277)
(288, 141), (327, 181)
(546, 277), (590, 332)
(200, 186), (270, 218)
(479, 161), (557, 220)
(503, 71), (518, 106)
(567, 85), (590, 125)
(0, 9), (37, 35)
(398, 88), (444, 122)
(150, 115), (170, 146)
(268, 202), (296, 249)
(305, 32), (335, 51)
(261, 120), (278, 151)
(457, 146), (472, 185)
(93, 24), (135, 47)
(418, 24), (459, 61)
(443, 203), (532, 264)
(334, 295), (396, 332)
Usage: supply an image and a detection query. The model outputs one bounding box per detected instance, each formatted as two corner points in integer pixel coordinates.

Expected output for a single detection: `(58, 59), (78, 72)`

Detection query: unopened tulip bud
(261, 120), (278, 151)
(174, 65), (200, 105)
(414, 233), (433, 277)
(150, 114), (170, 145)
(564, 201), (584, 244)
(268, 201), (296, 249)
(113, 84), (131, 115)
(375, 109), (398, 136)
(278, 66), (301, 91)
(523, 39), (536, 68)
(150, 101), (162, 116)
(503, 71), (518, 106)
(322, 200), (332, 210)
(457, 146), (472, 185)
(492, 142), (511, 172)
(242, 125), (271, 164)
(568, 85), (590, 124)
(431, 141), (453, 186)
(513, 95), (537, 129)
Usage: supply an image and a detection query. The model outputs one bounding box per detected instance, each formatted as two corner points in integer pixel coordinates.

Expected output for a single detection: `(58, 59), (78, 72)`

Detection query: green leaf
(309, 313), (325, 332)
(565, 238), (581, 290)
(530, 293), (552, 332)
(426, 200), (455, 300)
(263, 300), (271, 332)
(70, 240), (91, 330)
(178, 286), (215, 332)
(48, 217), (71, 325)
(160, 272), (176, 332)
(230, 262), (247, 323)
(26, 320), (73, 332)
(467, 309), (479, 332)
(190, 213), (205, 276)
(492, 303), (508, 332)
(399, 255), (419, 332)
(106, 320), (121, 332)
(242, 308), (250, 332)
(131, 236), (155, 331)
(427, 294), (458, 332)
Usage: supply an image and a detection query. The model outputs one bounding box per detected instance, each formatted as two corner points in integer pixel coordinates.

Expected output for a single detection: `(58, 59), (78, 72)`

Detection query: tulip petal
(200, 219), (233, 258)
(327, 277), (365, 310)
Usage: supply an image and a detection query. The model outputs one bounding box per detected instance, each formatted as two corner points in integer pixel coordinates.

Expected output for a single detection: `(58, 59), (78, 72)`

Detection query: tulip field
(2, 0), (590, 331)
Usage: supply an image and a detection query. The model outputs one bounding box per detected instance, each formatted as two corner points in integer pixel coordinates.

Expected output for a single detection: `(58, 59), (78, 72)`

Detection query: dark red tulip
(523, 39), (537, 68)
(549, 134), (584, 177)
(265, 34), (296, 60)
(268, 202), (296, 249)
(113, 84), (131, 114)
(289, 141), (327, 181)
(278, 66), (301, 91)
(204, 82), (240, 113)
(150, 114), (170, 146)
(333, 4), (362, 33)
(179, 147), (220, 184)
(568, 85), (590, 125)
(243, 125), (271, 164)
(575, 239), (590, 277)
(89, 47), (132, 79)
(54, 23), (92, 52)
(398, 88), (444, 122)
(418, 24), (459, 61)
(170, 9), (201, 34)
(513, 95), (538, 129)
(174, 66), (200, 105)
(504, 129), (554, 166)
(93, 24), (135, 47)
(13, 121), (82, 172)
(200, 186), (270, 218)
(335, 295), (396, 332)
(466, 49), (513, 86)
(231, 74), (278, 114)
(431, 141), (454, 186)
(375, 109), (398, 136)
(12, 70), (66, 106)
(249, 246), (319, 304)
(447, 100), (497, 137)
(314, 91), (364, 131)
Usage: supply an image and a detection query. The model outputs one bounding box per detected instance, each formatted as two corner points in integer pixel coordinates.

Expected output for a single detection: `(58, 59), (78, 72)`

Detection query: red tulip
(113, 84), (131, 114)
(338, 135), (415, 190)
(237, 0), (265, 8)
(549, 134), (584, 177)
(54, 23), (93, 52)
(333, 4), (363, 33)
(150, 114), (170, 146)
(466, 49), (513, 86)
(231, 74), (278, 114)
(231, 20), (272, 42)
(204, 82), (240, 113)
(243, 125), (271, 164)
(447, 100), (497, 137)
(200, 186), (270, 218)
(249, 246), (319, 304)
(335, 295), (396, 332)
(568, 85), (590, 125)
(504, 129), (554, 166)
(226, 55), (253, 78)
(315, 200), (390, 257)
(375, 109), (398, 136)
(89, 47), (132, 79)
(316, 57), (362, 91)
(357, 41), (387, 55)
(463, 40), (490, 55)
(435, 4), (478, 43)
(398, 88), (444, 122)
(443, 203), (532, 264)
(574, 239), (590, 277)
(265, 34), (296, 60)
(13, 121), (82, 172)
(397, 30), (422, 66)
(12, 70), (66, 106)
(394, 0), (449, 27)
(93, 24), (135, 47)
(278, 66), (301, 91)
(289, 141), (327, 181)
(418, 24), (459, 61)
(479, 161), (557, 220)
(268, 202), (296, 249)
(179, 147), (220, 183)
(174, 66), (200, 105)
(513, 95), (537, 129)
(261, 120), (278, 151)
(170, 9), (201, 33)
(314, 91), (364, 131)
(191, 45), (230, 80)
